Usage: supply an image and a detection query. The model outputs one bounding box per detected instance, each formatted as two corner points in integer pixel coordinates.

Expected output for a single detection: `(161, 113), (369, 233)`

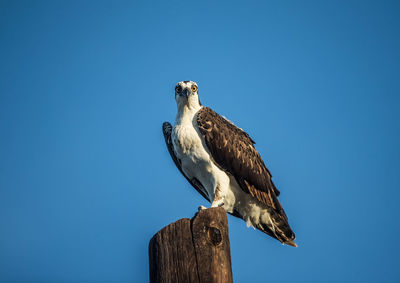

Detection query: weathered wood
(149, 207), (233, 283)
(149, 218), (199, 283)
(192, 208), (233, 283)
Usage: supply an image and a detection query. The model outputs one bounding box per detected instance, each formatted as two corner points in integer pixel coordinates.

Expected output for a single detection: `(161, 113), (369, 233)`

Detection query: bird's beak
(182, 88), (189, 98)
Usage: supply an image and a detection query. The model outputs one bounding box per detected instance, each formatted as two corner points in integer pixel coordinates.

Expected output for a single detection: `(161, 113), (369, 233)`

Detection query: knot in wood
(207, 226), (222, 246)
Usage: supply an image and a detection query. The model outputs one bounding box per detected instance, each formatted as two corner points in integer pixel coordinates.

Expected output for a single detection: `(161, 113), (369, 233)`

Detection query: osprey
(163, 81), (297, 247)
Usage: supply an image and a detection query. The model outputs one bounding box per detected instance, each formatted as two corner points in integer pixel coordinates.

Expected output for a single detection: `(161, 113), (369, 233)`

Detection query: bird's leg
(211, 185), (225, 208)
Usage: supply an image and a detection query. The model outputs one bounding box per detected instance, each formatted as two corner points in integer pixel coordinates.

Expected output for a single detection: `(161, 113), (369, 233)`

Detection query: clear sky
(1, 0), (399, 282)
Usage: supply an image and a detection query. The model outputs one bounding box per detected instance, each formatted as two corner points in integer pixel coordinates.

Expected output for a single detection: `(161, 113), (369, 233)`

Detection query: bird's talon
(198, 205), (207, 211)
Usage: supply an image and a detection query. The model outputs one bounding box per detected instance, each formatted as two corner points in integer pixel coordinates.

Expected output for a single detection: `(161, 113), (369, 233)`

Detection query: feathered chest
(172, 123), (205, 158)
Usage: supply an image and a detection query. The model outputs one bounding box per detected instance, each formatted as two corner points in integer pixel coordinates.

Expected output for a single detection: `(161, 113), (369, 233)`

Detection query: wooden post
(148, 207), (233, 283)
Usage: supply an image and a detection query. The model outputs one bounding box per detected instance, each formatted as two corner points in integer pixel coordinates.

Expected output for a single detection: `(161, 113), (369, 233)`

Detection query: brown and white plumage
(163, 81), (296, 247)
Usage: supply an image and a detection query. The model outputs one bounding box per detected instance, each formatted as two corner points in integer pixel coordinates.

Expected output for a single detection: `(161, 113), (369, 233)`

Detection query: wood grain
(149, 207), (232, 283)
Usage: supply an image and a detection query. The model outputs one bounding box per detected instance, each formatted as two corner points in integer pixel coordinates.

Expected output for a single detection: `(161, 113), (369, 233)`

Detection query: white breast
(171, 107), (220, 200)
(173, 113), (210, 182)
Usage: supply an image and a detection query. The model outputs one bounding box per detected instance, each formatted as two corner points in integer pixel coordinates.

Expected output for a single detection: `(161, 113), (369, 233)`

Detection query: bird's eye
(191, 85), (198, 92)
(175, 85), (182, 93)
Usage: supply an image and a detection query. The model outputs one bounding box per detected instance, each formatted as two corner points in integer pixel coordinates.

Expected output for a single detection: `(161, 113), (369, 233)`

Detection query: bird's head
(174, 81), (201, 110)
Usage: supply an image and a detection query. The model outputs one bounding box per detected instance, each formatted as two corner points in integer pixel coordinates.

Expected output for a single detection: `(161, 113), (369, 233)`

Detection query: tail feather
(258, 210), (297, 247)
(230, 205), (297, 247)
(284, 240), (298, 247)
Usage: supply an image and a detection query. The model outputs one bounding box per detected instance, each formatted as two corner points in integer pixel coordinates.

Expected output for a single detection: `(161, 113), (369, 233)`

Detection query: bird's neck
(175, 102), (202, 126)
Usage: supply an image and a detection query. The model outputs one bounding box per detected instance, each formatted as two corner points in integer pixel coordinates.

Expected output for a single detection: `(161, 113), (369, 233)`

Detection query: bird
(162, 81), (297, 247)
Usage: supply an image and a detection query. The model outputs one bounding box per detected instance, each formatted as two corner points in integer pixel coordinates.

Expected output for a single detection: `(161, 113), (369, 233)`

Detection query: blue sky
(1, 0), (399, 282)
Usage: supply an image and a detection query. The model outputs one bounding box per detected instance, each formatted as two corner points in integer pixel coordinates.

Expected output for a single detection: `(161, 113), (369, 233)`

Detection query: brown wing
(196, 107), (287, 220)
(162, 122), (210, 202)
